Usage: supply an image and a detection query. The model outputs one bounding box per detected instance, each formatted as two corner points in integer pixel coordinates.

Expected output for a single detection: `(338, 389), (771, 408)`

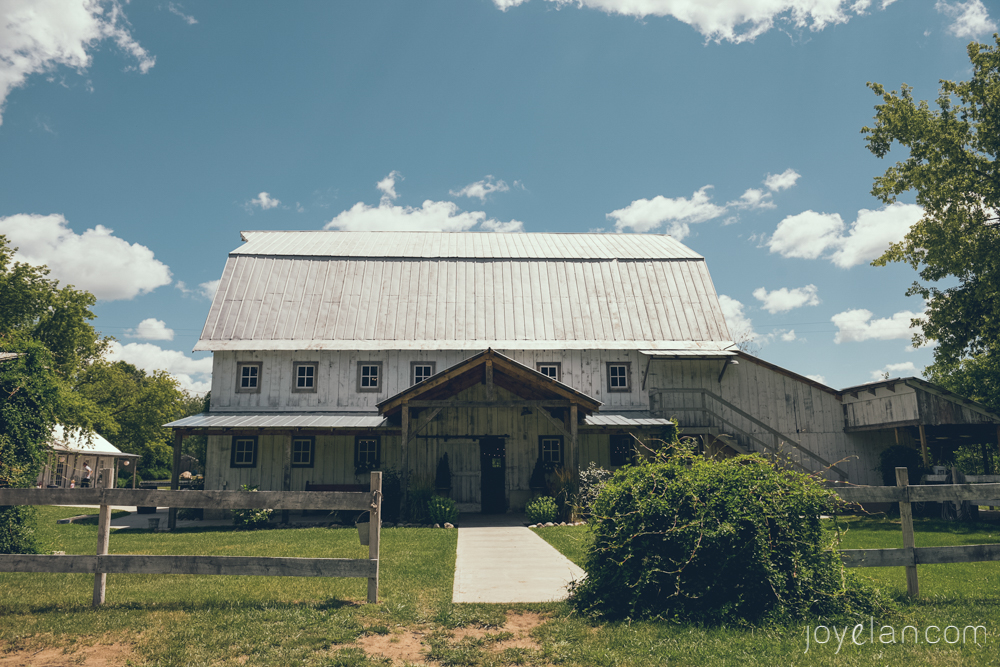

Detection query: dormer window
(236, 362), (262, 393)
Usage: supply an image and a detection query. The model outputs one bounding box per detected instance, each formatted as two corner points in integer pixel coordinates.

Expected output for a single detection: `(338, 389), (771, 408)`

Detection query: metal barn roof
(234, 231), (703, 260)
(164, 412), (388, 429)
(196, 231), (732, 352)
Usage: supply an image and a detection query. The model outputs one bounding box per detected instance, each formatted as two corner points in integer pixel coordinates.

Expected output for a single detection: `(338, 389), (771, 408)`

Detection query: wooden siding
(210, 349), (648, 412)
(646, 357), (890, 485)
(843, 385), (920, 429)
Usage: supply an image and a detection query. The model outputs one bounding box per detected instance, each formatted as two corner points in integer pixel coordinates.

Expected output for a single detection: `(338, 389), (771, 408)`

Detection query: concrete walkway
(452, 513), (585, 603)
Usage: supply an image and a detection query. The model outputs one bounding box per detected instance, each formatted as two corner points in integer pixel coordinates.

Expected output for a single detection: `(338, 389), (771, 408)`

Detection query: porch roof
(377, 348), (602, 416)
(583, 414), (676, 427)
(164, 412), (389, 430)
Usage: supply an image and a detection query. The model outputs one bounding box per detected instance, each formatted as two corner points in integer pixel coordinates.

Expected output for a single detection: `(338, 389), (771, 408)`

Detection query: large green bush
(570, 442), (888, 625)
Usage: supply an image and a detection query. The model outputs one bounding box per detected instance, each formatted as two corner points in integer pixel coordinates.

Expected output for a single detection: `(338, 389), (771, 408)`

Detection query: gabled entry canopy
(377, 349), (602, 417)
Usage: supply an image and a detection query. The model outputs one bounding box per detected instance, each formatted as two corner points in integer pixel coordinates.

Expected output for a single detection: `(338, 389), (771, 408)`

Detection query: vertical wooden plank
(918, 424), (929, 467)
(401, 404), (409, 504)
(368, 471), (382, 603)
(896, 466), (919, 598)
(570, 404), (579, 478)
(92, 468), (113, 607)
(168, 431), (183, 530)
(281, 434), (292, 524)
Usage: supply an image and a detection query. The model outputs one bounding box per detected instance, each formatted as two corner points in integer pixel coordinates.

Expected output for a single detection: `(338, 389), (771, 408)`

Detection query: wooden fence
(0, 470), (383, 606)
(835, 467), (1000, 597)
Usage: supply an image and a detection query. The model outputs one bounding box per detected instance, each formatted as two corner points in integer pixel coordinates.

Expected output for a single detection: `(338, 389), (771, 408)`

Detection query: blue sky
(0, 0), (996, 394)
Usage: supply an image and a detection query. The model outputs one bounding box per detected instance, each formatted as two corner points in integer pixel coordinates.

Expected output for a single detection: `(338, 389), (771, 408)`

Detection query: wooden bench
(303, 482), (369, 517)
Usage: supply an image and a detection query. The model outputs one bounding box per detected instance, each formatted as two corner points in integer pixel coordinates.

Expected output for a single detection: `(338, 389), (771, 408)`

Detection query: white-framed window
(357, 362), (383, 392)
(539, 436), (564, 466)
(606, 362), (631, 392)
(537, 362), (561, 381)
(292, 437), (315, 468)
(236, 362), (262, 393)
(411, 361), (436, 386)
(292, 362), (318, 393)
(230, 437), (257, 468)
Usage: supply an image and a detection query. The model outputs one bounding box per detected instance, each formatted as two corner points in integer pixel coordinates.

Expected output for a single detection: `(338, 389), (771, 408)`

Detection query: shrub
(550, 467), (578, 522)
(231, 485), (273, 528)
(577, 461), (612, 519)
(570, 439), (889, 625)
(427, 495), (459, 524)
(379, 468), (402, 523)
(878, 445), (927, 487)
(525, 496), (558, 524)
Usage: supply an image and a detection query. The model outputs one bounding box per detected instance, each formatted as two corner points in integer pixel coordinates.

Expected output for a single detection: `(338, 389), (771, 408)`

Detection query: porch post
(570, 404), (578, 477)
(918, 424), (929, 468)
(401, 403), (410, 508)
(281, 433), (292, 524)
(168, 430), (183, 530)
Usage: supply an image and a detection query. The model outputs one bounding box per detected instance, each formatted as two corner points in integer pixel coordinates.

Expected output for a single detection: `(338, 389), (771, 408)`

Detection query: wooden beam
(537, 407), (570, 439)
(368, 471), (381, 604)
(0, 488), (376, 511)
(896, 467), (919, 598)
(400, 403), (409, 506)
(641, 355), (652, 391)
(842, 543), (1000, 567)
(485, 359), (494, 401)
(570, 404), (578, 478)
(406, 408), (442, 445)
(169, 431), (183, 530)
(407, 400), (571, 408)
(0, 554), (377, 578)
(92, 468), (112, 607)
(919, 424), (930, 467)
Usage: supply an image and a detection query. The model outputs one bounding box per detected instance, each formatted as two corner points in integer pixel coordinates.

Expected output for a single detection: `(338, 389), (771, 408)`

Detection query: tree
(862, 35), (1000, 370)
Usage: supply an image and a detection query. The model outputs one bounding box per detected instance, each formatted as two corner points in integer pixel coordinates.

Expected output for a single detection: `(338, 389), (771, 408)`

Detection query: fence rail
(834, 467), (1000, 597)
(0, 470), (383, 606)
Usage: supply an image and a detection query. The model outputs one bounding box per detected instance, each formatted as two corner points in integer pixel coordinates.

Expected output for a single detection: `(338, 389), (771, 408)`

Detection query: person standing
(81, 462), (93, 488)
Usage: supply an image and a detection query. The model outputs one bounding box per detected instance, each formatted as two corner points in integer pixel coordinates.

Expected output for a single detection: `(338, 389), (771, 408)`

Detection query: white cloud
(199, 279), (221, 300)
(936, 0), (996, 38)
(764, 168), (801, 192)
(719, 294), (755, 341)
(0, 213), (171, 300)
(167, 2), (197, 25)
(325, 172), (523, 232)
(870, 361), (918, 380)
(125, 318), (174, 341)
(0, 0), (154, 126)
(450, 176), (511, 202)
(832, 308), (924, 343)
(767, 203), (921, 267)
(780, 329), (797, 342)
(106, 341), (212, 395)
(608, 186), (726, 238)
(752, 284), (820, 314)
(250, 192), (280, 210)
(491, 0), (878, 43)
(730, 188), (775, 210)
(805, 373), (827, 384)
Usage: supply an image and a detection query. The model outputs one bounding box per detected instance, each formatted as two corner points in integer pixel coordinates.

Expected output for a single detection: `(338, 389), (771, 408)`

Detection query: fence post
(92, 468), (113, 607)
(896, 466), (919, 598)
(368, 471), (382, 604)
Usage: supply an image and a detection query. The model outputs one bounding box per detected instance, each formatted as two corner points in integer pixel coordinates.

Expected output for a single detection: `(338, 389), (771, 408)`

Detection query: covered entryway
(377, 349), (602, 513)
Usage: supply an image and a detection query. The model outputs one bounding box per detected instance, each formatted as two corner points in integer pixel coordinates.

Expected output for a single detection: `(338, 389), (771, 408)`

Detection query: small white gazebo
(36, 425), (141, 489)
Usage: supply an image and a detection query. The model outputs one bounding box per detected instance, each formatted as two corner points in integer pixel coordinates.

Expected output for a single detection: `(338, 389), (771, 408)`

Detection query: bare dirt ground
(356, 611), (547, 665)
(0, 643), (135, 667)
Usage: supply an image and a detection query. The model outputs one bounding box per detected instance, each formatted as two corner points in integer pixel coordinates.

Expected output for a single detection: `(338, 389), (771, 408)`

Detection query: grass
(2, 508), (999, 665)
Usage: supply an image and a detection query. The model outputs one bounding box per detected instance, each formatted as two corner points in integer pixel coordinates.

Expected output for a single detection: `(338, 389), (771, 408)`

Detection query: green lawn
(1, 508), (998, 666)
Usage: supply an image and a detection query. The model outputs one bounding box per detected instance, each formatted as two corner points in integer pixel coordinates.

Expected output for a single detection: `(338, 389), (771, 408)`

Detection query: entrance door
(479, 437), (507, 514)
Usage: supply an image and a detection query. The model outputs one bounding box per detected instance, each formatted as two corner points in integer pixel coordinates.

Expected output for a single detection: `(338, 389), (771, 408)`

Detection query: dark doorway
(479, 437), (507, 514)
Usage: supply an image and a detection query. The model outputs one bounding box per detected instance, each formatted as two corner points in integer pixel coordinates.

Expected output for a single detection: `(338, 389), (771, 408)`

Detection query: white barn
(166, 231), (1000, 517)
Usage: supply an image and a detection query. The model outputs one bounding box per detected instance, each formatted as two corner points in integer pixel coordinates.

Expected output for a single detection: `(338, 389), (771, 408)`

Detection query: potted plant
(435, 453), (452, 497)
